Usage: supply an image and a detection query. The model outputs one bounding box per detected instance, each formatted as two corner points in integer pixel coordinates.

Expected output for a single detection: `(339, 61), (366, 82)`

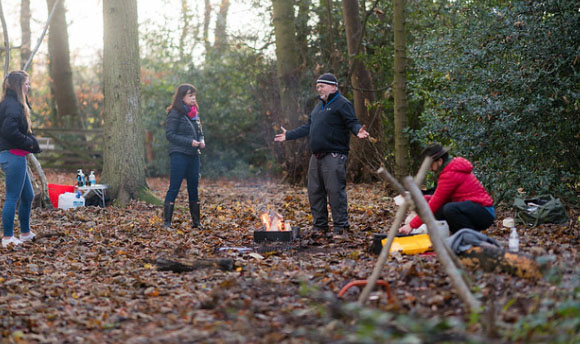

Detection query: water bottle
(76, 169), (85, 187)
(89, 171), (96, 186)
(508, 227), (519, 253)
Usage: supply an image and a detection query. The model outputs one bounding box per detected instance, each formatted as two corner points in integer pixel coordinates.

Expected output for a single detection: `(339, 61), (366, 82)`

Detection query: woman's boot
(163, 202), (174, 227)
(189, 201), (202, 228)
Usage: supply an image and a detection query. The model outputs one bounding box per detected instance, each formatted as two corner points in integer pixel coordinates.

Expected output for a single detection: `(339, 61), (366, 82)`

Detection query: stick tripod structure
(358, 158), (481, 315)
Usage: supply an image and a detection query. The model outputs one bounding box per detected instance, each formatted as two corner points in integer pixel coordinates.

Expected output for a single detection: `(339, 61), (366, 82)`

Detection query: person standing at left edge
(0, 71), (42, 248)
(163, 84), (205, 229)
(275, 73), (369, 236)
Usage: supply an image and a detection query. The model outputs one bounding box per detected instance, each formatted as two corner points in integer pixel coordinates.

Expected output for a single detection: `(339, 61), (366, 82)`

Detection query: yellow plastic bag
(384, 234), (433, 255)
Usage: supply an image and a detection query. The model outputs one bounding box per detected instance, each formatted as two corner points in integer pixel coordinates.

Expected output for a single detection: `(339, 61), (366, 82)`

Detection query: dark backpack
(513, 195), (569, 226)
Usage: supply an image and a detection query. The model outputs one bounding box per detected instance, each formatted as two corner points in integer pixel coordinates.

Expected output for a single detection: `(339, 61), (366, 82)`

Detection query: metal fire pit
(253, 226), (300, 243)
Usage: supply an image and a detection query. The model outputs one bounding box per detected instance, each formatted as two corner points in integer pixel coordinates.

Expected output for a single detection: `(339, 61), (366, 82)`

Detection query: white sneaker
(2, 236), (23, 248)
(20, 231), (36, 242)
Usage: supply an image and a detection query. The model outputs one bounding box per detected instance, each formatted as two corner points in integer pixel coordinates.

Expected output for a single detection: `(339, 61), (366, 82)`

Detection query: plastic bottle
(77, 169), (85, 187)
(89, 171), (96, 186)
(508, 227), (519, 253)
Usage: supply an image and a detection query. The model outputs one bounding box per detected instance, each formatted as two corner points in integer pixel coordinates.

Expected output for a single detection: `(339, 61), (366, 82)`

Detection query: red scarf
(187, 105), (198, 119)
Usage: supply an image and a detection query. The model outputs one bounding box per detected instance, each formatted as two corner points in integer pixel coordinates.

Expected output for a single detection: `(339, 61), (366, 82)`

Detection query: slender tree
(322, 0), (339, 72)
(393, 0), (409, 178)
(102, 0), (152, 206)
(342, 0), (383, 181)
(272, 0), (308, 183)
(203, 0), (211, 55)
(20, 0), (31, 69)
(214, 0), (230, 54)
(295, 0), (311, 66)
(178, 0), (190, 63)
(46, 0), (82, 129)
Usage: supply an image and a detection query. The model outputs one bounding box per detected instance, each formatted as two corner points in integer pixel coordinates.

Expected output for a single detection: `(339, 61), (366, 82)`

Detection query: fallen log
(150, 258), (234, 273)
(459, 243), (542, 279)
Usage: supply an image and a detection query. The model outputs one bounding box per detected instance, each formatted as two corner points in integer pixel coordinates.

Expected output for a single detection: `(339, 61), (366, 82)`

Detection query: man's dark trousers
(307, 153), (349, 231)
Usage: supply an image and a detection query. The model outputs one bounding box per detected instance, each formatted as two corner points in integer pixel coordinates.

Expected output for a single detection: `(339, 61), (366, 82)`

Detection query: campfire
(254, 208), (299, 243)
(260, 209), (291, 232)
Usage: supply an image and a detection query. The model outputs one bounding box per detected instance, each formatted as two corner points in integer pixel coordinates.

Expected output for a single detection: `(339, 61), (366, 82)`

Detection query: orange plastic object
(337, 279), (393, 302)
(384, 234), (433, 255)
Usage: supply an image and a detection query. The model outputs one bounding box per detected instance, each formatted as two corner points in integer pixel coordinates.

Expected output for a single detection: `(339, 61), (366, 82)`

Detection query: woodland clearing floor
(0, 170), (578, 343)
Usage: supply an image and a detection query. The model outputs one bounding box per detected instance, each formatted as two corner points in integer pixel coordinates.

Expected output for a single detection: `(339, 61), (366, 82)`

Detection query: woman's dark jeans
(434, 201), (495, 233)
(164, 152), (200, 204)
(0, 151), (34, 237)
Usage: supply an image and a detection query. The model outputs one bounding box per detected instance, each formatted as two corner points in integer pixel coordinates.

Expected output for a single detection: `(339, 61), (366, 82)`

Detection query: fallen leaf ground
(0, 171), (579, 343)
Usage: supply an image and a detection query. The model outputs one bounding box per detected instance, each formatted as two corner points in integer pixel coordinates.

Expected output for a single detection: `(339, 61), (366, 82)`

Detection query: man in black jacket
(275, 73), (369, 236)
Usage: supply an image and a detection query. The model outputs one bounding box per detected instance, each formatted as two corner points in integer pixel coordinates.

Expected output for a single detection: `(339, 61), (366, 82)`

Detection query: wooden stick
(404, 176), (481, 313)
(358, 158), (431, 305)
(27, 154), (52, 208)
(151, 258), (234, 273)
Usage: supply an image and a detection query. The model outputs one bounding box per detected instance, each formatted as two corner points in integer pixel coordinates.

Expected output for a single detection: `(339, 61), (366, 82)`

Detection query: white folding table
(77, 184), (108, 207)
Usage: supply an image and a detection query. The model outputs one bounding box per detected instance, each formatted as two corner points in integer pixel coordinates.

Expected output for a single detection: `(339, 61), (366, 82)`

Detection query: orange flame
(260, 208), (290, 231)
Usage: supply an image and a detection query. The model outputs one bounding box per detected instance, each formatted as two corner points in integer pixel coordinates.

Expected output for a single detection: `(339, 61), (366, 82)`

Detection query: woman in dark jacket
(0, 71), (41, 248)
(163, 84), (205, 228)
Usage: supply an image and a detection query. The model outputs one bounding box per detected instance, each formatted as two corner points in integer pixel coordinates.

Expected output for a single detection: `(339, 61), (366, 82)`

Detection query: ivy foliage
(408, 0), (580, 203)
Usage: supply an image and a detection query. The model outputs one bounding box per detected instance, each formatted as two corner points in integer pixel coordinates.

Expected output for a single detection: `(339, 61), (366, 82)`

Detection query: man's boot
(189, 201), (203, 228)
(163, 202), (174, 227)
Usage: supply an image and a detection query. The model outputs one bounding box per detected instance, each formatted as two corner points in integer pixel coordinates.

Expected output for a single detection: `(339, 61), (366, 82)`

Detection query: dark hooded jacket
(0, 89), (40, 153)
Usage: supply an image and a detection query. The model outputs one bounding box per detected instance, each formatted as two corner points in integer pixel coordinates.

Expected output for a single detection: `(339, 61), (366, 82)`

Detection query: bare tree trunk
(213, 0), (229, 54)
(393, 0), (410, 179)
(46, 0), (83, 129)
(203, 0), (211, 55)
(321, 0), (339, 72)
(103, 0), (152, 206)
(272, 0), (308, 184)
(178, 0), (190, 63)
(20, 0), (31, 69)
(342, 0), (383, 182)
(295, 0), (310, 66)
(0, 0), (9, 76)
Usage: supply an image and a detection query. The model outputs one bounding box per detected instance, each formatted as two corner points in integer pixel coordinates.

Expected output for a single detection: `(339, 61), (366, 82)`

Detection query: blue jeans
(164, 152), (200, 204)
(0, 151), (34, 237)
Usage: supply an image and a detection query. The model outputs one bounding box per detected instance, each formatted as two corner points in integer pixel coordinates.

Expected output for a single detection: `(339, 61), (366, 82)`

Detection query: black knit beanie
(316, 73), (338, 86)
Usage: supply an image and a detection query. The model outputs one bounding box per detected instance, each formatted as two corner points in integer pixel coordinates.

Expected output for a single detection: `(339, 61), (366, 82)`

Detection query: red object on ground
(48, 184), (75, 208)
(337, 279), (393, 303)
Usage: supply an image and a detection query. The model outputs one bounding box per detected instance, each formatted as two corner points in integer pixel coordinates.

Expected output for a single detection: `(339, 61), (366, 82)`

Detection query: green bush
(409, 0), (580, 203)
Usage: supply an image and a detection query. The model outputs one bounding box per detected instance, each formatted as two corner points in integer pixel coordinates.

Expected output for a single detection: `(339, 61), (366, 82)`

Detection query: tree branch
(0, 0), (10, 76)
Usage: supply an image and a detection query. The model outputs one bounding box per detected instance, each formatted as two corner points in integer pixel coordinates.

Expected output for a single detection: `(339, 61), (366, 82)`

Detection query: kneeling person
(399, 143), (495, 235)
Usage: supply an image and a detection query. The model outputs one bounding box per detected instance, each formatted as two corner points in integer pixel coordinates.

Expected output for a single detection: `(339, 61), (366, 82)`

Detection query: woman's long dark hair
(2, 71), (32, 133)
(166, 83), (198, 114)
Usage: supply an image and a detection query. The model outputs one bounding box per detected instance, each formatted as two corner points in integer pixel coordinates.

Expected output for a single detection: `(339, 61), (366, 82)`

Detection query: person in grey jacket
(163, 84), (205, 228)
(275, 73), (369, 236)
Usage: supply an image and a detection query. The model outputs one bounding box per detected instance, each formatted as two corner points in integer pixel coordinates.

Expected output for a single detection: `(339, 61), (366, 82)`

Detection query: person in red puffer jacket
(398, 143), (495, 235)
